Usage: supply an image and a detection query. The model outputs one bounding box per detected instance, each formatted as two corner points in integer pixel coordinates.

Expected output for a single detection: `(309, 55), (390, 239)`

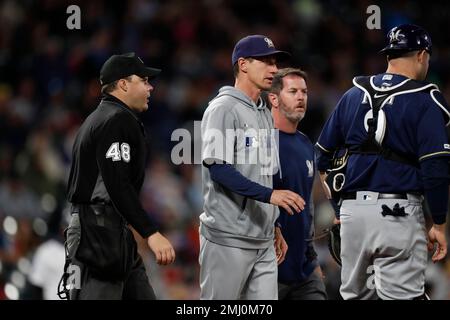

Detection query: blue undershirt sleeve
(421, 157), (449, 225)
(315, 148), (333, 172)
(208, 163), (273, 203)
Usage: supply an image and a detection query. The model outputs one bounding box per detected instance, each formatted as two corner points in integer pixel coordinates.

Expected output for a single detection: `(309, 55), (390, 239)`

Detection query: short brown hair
(270, 68), (307, 94)
(101, 76), (132, 94)
(233, 57), (254, 78)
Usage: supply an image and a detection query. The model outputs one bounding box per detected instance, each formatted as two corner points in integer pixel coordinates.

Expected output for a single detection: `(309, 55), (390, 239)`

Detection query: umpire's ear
(117, 78), (130, 92)
(268, 92), (279, 109)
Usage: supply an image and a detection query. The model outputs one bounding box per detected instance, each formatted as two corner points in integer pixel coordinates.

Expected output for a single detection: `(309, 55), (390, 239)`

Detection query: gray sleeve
(201, 103), (236, 165)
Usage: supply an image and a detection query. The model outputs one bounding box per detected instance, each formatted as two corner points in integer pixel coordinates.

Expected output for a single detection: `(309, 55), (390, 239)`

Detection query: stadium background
(1, 0), (450, 300)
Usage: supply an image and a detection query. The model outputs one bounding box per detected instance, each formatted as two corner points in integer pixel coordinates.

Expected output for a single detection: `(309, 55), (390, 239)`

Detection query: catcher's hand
(328, 222), (341, 266)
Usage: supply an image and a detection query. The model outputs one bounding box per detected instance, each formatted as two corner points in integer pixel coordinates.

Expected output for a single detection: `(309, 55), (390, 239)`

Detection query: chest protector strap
(350, 76), (438, 168)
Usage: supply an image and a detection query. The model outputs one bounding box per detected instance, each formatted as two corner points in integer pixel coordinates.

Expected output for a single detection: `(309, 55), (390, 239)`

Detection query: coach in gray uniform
(199, 35), (306, 300)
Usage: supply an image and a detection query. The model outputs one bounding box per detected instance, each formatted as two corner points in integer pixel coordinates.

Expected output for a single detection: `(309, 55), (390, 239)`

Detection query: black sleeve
(421, 157), (449, 225)
(96, 113), (158, 238)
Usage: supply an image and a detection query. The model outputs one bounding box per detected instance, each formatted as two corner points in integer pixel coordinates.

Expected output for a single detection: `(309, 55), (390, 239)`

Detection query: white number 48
(106, 142), (130, 162)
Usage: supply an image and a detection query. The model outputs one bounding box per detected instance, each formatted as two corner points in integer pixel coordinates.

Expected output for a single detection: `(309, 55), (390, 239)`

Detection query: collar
(102, 93), (146, 135)
(102, 93), (141, 122)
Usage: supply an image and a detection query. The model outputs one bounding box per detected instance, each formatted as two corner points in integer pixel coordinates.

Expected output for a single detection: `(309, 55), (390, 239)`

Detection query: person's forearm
(421, 157), (449, 225)
(208, 163), (273, 202)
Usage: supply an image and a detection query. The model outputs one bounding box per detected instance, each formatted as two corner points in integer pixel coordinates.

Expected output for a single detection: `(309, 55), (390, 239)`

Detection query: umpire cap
(380, 24), (432, 55)
(100, 52), (161, 85)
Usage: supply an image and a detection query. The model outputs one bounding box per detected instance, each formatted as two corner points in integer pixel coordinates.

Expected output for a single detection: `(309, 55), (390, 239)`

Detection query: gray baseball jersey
(200, 86), (279, 249)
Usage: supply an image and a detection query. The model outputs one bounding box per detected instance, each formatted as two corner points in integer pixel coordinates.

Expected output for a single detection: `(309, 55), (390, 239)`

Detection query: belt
(341, 192), (408, 200)
(70, 203), (126, 228)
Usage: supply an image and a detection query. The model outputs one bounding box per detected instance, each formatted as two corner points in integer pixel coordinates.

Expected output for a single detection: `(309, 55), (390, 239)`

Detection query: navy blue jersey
(317, 73), (450, 193)
(274, 131), (317, 284)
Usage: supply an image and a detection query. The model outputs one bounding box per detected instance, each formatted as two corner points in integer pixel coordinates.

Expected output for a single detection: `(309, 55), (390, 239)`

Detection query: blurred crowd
(1, 0), (450, 300)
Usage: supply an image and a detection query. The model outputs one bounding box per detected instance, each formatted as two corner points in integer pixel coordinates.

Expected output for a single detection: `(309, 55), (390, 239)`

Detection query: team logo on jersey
(264, 37), (274, 48)
(444, 144), (450, 150)
(306, 160), (314, 177)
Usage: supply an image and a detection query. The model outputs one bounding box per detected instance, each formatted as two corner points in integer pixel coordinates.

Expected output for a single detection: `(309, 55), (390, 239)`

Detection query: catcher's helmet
(380, 24), (432, 55)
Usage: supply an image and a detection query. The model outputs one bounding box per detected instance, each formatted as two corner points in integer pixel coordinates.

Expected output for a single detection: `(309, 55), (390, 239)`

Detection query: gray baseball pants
(199, 234), (278, 300)
(339, 191), (427, 300)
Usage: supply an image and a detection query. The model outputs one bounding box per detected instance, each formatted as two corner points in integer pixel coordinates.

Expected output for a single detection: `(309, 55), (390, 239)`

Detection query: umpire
(62, 52), (175, 300)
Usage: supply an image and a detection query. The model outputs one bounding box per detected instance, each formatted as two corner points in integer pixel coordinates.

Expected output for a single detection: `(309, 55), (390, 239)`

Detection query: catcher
(316, 24), (449, 300)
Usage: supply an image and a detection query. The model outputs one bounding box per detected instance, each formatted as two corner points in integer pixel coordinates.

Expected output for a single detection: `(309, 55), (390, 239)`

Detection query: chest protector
(325, 76), (439, 204)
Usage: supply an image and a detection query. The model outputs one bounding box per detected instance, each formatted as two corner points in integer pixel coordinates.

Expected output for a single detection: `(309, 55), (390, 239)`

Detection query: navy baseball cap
(231, 35), (291, 66)
(380, 24), (432, 55)
(99, 52), (161, 85)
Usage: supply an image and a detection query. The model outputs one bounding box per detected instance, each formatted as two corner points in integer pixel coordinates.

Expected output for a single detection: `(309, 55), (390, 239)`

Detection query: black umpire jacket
(67, 94), (158, 238)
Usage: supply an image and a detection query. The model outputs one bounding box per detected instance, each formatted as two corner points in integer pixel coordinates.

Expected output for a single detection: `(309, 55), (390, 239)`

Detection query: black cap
(99, 52), (161, 85)
(380, 24), (432, 55)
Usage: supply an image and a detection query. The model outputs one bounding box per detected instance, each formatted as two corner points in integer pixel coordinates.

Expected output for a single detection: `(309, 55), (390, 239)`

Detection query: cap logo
(389, 29), (404, 43)
(264, 37), (274, 48)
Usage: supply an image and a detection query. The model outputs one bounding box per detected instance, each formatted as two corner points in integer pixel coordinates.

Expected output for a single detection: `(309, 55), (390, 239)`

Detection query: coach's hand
(274, 226), (288, 265)
(147, 232), (176, 265)
(270, 190), (305, 215)
(428, 223), (447, 262)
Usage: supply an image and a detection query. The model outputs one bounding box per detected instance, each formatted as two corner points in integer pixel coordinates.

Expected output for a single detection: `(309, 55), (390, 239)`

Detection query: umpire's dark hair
(101, 76), (133, 94)
(269, 68), (308, 94)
